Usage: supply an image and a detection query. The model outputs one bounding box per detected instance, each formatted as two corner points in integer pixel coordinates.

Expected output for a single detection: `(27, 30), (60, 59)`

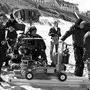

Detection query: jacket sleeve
(48, 28), (55, 37)
(61, 25), (75, 41)
(48, 28), (52, 36)
(4, 20), (11, 28)
(58, 28), (61, 37)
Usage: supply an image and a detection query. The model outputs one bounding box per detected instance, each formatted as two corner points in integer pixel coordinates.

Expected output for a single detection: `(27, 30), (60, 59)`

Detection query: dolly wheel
(58, 73), (67, 81)
(25, 72), (33, 80)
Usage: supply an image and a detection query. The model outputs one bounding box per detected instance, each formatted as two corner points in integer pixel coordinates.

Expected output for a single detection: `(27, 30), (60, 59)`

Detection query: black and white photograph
(0, 0), (90, 90)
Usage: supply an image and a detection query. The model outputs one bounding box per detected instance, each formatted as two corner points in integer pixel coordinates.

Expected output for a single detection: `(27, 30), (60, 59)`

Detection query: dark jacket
(28, 34), (46, 50)
(48, 27), (61, 38)
(61, 25), (86, 47)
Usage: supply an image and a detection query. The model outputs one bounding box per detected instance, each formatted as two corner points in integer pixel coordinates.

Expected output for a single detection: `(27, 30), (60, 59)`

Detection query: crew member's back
(83, 31), (90, 59)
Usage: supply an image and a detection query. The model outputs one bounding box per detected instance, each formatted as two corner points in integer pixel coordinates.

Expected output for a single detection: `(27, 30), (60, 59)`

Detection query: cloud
(65, 0), (90, 12)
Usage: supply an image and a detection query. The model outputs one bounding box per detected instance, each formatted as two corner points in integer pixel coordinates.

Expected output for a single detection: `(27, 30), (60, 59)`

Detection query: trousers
(73, 45), (84, 76)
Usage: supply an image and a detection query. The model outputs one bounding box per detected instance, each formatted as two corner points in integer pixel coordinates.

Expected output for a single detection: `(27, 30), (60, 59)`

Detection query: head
(29, 26), (37, 36)
(79, 21), (86, 29)
(54, 21), (58, 27)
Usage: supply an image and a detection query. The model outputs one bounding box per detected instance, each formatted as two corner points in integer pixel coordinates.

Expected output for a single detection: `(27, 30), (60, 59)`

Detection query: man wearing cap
(48, 21), (61, 67)
(60, 19), (87, 77)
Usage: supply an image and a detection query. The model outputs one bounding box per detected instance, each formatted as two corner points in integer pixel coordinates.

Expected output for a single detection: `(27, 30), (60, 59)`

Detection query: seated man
(26, 26), (47, 63)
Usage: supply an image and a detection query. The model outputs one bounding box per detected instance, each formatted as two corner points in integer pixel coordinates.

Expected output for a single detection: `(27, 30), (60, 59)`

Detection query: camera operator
(27, 26), (47, 63)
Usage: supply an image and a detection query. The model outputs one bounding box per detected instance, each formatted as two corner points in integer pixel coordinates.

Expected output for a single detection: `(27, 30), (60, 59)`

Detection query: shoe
(0, 77), (5, 82)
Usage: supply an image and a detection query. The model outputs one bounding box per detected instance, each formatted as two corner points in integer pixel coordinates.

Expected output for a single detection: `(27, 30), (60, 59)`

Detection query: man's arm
(48, 28), (55, 37)
(61, 25), (75, 41)
(58, 28), (61, 37)
(48, 28), (52, 36)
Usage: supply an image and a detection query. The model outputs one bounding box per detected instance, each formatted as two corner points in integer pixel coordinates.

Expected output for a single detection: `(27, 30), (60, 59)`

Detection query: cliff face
(0, 3), (11, 13)
(0, 0), (89, 22)
(0, 0), (35, 14)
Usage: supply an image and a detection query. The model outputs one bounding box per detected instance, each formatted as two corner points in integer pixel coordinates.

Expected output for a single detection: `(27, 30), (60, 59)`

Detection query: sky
(65, 0), (90, 12)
